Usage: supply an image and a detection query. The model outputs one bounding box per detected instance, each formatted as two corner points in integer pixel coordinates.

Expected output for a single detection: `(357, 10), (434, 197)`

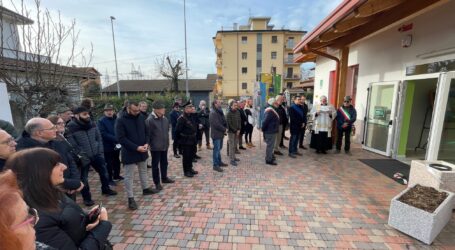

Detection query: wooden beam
(307, 40), (336, 51)
(336, 47), (350, 108)
(334, 16), (372, 33)
(356, 0), (407, 18)
(331, 0), (441, 48)
(319, 30), (350, 43)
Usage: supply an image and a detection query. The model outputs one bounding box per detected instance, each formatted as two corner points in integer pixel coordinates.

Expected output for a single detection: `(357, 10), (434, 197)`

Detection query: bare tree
(0, 0), (93, 126)
(156, 55), (184, 92)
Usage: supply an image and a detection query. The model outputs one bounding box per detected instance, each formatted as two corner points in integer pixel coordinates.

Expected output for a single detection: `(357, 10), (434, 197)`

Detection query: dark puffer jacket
(66, 119), (104, 158)
(197, 107), (210, 128)
(36, 196), (112, 250)
(16, 131), (81, 191)
(115, 112), (149, 164)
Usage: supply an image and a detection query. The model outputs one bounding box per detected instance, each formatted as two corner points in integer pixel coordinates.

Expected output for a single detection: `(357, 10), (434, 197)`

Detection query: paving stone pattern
(81, 132), (455, 250)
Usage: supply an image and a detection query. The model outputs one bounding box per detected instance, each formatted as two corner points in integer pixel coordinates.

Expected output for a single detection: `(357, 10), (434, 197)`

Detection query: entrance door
(427, 71), (455, 163)
(363, 81), (400, 156)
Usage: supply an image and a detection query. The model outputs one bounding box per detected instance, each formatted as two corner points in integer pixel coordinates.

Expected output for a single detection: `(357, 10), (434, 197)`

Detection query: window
(271, 51), (277, 59)
(256, 44), (262, 52)
(256, 60), (262, 67)
(241, 52), (247, 60)
(271, 36), (278, 43)
(242, 67), (247, 74)
(241, 36), (247, 44)
(287, 82), (293, 89)
(272, 67), (276, 74)
(242, 82), (248, 89)
(287, 37), (294, 48)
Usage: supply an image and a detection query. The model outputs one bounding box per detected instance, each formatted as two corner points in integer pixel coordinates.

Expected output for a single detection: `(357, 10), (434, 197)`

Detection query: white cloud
(2, 0), (343, 86)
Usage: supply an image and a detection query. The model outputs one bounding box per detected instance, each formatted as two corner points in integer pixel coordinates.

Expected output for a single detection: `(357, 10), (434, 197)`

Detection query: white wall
(0, 82), (13, 124)
(313, 1), (455, 142)
(313, 56), (337, 103)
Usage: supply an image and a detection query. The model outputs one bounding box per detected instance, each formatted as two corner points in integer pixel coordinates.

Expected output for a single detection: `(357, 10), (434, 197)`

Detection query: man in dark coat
(279, 97), (289, 148)
(190, 105), (201, 161)
(274, 95), (286, 155)
(169, 102), (182, 158)
(288, 96), (306, 158)
(146, 100), (175, 191)
(98, 104), (123, 183)
(66, 107), (117, 205)
(116, 100), (159, 210)
(262, 98), (280, 165)
(16, 118), (84, 199)
(197, 100), (212, 150)
(238, 100), (248, 150)
(336, 96), (357, 155)
(299, 96), (309, 149)
(226, 100), (241, 166)
(175, 102), (199, 177)
(0, 129), (17, 171)
(209, 99), (227, 172)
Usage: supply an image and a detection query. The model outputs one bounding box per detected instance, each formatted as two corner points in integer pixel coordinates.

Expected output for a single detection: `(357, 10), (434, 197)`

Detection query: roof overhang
(0, 6), (34, 25)
(293, 0), (446, 62)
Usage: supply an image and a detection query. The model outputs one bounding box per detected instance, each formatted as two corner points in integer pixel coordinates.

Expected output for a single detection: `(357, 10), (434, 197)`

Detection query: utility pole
(110, 16), (120, 97)
(183, 0), (189, 98)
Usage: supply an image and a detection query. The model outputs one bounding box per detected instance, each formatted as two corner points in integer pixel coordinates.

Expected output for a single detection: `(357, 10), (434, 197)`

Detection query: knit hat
(73, 106), (89, 114)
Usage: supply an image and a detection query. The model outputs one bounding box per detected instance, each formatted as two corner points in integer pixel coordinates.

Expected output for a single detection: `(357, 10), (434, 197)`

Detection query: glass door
(427, 72), (455, 163)
(363, 81), (399, 156)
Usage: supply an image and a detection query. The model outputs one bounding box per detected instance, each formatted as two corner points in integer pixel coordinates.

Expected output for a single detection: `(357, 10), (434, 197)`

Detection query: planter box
(408, 160), (455, 207)
(388, 185), (454, 245)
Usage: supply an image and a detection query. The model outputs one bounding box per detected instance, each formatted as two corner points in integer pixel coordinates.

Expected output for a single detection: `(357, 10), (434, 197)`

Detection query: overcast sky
(2, 0), (342, 86)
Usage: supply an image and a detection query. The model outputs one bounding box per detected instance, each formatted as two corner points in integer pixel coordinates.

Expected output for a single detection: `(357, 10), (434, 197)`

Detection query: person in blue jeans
(288, 96), (306, 158)
(209, 99), (228, 172)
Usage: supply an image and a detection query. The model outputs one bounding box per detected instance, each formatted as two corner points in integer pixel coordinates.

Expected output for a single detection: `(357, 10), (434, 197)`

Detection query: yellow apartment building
(213, 17), (306, 98)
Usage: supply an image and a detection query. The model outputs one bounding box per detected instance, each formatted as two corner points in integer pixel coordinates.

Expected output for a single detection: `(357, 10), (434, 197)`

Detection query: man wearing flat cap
(335, 96), (357, 155)
(146, 101), (175, 190)
(169, 102), (182, 158)
(98, 104), (123, 184)
(175, 102), (199, 177)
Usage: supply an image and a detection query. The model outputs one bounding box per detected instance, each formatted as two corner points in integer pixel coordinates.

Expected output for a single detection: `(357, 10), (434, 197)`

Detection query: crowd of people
(0, 95), (356, 249)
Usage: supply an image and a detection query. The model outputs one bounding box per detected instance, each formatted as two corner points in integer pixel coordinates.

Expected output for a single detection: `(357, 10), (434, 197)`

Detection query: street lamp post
(183, 0), (189, 98)
(110, 16), (121, 97)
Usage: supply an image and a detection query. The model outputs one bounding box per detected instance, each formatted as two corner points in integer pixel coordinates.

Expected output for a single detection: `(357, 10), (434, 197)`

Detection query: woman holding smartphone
(5, 147), (113, 250)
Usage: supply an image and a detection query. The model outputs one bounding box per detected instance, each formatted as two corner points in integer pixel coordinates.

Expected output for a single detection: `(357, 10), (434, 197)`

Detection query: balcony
(284, 58), (299, 65)
(1, 48), (51, 63)
(285, 43), (295, 50)
(215, 48), (222, 56)
(283, 74), (301, 80)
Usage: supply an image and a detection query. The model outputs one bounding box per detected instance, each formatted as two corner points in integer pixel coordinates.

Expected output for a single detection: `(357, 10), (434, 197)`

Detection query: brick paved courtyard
(83, 132), (455, 250)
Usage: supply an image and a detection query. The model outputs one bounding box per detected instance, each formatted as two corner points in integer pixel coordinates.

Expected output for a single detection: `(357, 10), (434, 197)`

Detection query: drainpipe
(305, 45), (340, 105)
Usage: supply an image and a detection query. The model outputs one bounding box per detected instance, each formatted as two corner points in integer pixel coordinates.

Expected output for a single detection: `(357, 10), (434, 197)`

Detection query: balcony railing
(215, 48), (222, 55)
(283, 74), (300, 80)
(285, 43), (295, 50)
(1, 47), (51, 63)
(284, 58), (298, 64)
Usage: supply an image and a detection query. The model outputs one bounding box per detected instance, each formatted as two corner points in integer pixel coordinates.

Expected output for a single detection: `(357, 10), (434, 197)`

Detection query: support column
(336, 46), (349, 108)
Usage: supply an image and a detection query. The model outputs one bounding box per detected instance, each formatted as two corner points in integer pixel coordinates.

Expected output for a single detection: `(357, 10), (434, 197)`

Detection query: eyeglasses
(344, 100), (351, 103)
(11, 207), (39, 230)
(40, 125), (57, 131)
(0, 137), (15, 145)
